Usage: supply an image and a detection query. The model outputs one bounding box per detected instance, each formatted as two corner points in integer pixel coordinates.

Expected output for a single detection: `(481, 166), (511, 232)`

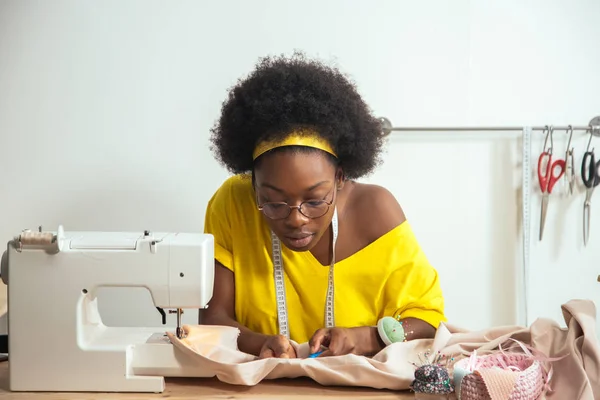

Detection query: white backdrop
(1, 0), (599, 336)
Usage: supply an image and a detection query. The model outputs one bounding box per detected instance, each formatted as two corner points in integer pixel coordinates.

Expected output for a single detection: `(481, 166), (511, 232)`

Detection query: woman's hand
(309, 326), (384, 357)
(309, 320), (435, 358)
(258, 334), (297, 359)
(309, 327), (357, 357)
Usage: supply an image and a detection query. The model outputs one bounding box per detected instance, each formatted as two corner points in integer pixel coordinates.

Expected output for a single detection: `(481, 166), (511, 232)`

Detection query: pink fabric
(167, 299), (600, 399)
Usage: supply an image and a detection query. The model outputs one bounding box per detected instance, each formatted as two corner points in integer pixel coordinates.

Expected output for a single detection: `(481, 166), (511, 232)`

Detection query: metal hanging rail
(378, 116), (600, 137)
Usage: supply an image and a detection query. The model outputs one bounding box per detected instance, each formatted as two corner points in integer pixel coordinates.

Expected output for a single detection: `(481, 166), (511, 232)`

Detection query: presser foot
(170, 308), (186, 339)
(176, 326), (186, 339)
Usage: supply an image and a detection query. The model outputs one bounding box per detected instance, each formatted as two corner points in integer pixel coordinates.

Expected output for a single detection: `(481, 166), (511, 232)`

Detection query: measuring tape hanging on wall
(521, 126), (532, 327)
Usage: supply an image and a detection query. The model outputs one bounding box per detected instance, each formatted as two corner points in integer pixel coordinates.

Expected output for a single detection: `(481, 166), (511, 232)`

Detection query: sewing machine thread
(17, 231), (55, 246)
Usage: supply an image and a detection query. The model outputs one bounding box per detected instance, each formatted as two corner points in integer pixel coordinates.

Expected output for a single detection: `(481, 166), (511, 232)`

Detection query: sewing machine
(0, 225), (216, 393)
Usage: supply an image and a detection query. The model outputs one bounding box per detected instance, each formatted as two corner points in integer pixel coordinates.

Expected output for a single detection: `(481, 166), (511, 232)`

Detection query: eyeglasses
(256, 185), (336, 220)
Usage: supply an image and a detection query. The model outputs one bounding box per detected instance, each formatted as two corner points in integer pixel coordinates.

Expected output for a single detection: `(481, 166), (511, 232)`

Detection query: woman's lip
(285, 234), (314, 248)
(287, 234), (313, 239)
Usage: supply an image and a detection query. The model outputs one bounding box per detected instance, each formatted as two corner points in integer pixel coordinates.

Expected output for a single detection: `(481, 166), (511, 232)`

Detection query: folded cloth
(166, 299), (600, 399)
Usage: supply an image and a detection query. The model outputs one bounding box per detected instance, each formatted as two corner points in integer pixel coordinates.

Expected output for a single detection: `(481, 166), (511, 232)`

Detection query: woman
(200, 53), (445, 359)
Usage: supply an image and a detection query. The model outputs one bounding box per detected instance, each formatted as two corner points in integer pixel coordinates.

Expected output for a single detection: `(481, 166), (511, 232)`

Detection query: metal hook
(548, 125), (554, 154)
(566, 125), (574, 151)
(586, 125), (594, 153)
(542, 125), (553, 154)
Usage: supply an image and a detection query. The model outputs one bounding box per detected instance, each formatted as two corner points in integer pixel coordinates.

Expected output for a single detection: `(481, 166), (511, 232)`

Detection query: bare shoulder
(348, 182), (407, 241)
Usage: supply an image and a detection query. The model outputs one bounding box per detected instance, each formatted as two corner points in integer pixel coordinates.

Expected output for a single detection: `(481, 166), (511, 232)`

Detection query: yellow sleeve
(383, 225), (446, 329)
(203, 177), (235, 271)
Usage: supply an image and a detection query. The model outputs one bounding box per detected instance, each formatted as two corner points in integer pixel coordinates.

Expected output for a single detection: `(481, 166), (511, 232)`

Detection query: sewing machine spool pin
(12, 225), (64, 254)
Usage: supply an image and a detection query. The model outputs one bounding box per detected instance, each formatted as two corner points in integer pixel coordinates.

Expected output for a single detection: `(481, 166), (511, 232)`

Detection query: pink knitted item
(453, 339), (562, 400)
(454, 353), (544, 400)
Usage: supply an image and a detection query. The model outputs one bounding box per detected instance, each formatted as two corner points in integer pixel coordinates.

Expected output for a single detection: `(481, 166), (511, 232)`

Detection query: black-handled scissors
(581, 150), (600, 246)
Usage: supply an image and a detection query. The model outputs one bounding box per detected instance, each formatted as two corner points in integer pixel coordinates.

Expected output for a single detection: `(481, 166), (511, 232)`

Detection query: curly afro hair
(209, 52), (385, 180)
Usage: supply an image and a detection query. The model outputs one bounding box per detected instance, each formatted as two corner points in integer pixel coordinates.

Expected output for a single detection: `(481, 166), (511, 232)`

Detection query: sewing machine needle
(176, 308), (185, 339)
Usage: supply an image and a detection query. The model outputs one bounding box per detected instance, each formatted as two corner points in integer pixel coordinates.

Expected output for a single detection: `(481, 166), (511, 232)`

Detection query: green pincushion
(377, 316), (406, 346)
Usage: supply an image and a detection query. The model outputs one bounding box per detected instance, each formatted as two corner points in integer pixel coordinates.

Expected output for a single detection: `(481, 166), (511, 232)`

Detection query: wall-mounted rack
(378, 116), (600, 137)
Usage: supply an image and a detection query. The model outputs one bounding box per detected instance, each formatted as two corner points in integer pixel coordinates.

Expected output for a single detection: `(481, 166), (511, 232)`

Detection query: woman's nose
(285, 207), (309, 228)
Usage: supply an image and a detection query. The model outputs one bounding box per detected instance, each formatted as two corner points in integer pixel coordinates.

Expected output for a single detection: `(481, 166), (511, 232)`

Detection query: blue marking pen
(308, 346), (327, 358)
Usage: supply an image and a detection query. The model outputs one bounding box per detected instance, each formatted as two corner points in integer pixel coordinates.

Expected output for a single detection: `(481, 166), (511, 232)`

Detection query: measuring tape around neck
(271, 208), (339, 338)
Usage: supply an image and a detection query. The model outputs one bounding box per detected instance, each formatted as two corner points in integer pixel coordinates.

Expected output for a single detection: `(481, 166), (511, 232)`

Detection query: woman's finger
(316, 348), (333, 358)
(327, 329), (348, 355)
(287, 344), (298, 358)
(259, 347), (275, 359)
(271, 336), (293, 357)
(309, 328), (329, 353)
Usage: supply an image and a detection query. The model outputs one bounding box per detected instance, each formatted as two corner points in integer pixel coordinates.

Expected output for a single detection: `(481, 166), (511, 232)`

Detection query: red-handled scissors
(538, 127), (566, 241)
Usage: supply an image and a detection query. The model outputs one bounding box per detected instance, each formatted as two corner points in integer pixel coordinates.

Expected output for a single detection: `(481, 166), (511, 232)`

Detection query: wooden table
(0, 361), (427, 399)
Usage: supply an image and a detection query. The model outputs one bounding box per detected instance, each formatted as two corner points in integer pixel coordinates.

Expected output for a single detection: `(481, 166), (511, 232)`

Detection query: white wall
(1, 0), (599, 336)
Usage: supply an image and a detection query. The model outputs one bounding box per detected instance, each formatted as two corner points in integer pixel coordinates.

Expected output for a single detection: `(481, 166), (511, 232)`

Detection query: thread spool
(17, 231), (55, 246)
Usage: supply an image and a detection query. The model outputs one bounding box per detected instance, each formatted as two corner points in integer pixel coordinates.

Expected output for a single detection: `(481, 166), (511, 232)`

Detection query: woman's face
(253, 150), (342, 252)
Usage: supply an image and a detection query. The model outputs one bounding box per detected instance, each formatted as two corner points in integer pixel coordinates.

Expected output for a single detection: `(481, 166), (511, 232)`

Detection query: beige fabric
(167, 300), (600, 399)
(476, 369), (519, 400)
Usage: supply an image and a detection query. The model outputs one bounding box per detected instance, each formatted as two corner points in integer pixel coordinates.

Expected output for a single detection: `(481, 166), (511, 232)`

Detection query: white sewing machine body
(1, 226), (216, 393)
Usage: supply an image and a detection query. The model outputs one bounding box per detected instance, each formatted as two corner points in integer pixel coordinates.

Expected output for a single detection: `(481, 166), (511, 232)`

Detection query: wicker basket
(453, 352), (545, 400)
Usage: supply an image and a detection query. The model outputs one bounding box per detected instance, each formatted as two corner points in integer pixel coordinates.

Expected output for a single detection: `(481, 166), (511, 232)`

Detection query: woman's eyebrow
(260, 180), (329, 193)
(306, 180), (329, 191)
(260, 183), (284, 193)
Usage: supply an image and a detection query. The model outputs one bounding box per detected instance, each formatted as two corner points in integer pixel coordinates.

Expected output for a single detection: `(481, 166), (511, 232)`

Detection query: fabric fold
(166, 299), (600, 398)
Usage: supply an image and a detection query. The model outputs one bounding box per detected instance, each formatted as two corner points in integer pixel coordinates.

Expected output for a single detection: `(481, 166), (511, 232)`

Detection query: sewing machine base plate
(9, 327), (216, 393)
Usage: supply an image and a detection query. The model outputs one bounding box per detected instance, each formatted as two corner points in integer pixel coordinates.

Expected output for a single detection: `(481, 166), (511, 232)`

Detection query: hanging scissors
(538, 126), (566, 241)
(582, 130), (600, 246)
(564, 125), (575, 195)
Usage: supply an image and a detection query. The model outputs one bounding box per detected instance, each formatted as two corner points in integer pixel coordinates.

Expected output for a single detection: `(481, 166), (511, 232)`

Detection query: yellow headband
(252, 130), (337, 161)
